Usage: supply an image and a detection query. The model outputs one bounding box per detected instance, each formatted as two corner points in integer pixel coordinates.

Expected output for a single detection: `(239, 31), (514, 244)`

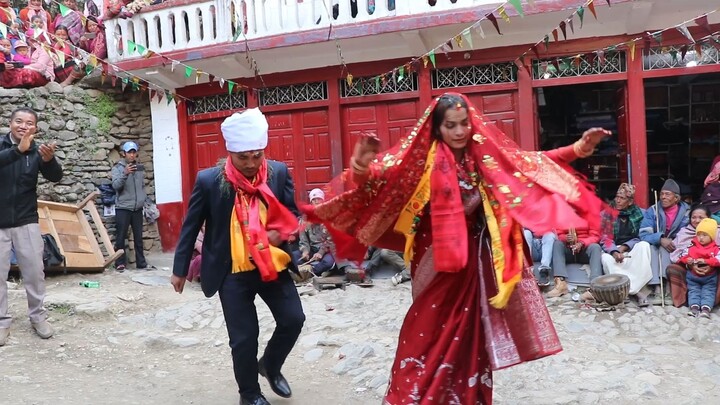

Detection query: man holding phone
(111, 141), (148, 272)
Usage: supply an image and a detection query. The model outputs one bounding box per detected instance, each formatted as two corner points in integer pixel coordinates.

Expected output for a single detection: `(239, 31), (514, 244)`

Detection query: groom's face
(230, 149), (265, 179)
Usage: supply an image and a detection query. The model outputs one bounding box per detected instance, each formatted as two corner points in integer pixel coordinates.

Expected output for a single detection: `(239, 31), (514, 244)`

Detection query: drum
(590, 274), (630, 305)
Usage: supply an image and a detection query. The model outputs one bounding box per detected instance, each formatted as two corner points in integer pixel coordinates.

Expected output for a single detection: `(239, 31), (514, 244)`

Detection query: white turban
(309, 188), (325, 201)
(221, 108), (269, 153)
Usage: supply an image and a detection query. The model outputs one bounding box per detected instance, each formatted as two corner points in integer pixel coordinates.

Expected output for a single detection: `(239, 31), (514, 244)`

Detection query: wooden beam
(85, 200), (116, 259)
(43, 206), (66, 258)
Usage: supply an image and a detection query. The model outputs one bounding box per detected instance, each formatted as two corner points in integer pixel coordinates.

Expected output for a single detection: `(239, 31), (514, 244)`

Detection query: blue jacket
(639, 202), (690, 246)
(172, 160), (300, 298)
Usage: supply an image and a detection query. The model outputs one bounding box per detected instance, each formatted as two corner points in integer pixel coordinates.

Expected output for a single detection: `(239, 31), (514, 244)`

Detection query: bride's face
(439, 107), (470, 151)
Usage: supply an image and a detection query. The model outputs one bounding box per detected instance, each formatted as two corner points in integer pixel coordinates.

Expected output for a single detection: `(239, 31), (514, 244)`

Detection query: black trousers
(219, 269), (305, 397)
(114, 208), (146, 268)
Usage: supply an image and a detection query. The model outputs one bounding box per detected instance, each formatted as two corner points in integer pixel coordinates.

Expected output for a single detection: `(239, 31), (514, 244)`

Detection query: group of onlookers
(526, 161), (720, 317)
(0, 0), (106, 88)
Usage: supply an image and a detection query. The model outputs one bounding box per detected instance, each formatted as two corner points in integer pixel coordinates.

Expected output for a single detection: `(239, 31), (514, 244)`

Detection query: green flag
(127, 40), (136, 55)
(428, 50), (436, 68)
(185, 66), (193, 78)
(59, 3), (72, 17)
(136, 44), (146, 55)
(508, 0), (524, 17)
(228, 81), (235, 95)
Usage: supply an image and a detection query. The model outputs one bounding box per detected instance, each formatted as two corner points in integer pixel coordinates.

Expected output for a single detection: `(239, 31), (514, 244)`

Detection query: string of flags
(0, 20), (190, 105)
(520, 7), (720, 78)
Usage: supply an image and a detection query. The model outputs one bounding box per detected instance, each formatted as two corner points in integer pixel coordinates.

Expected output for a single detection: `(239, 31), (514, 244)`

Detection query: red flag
(559, 21), (567, 40)
(586, 52), (596, 66)
(552, 28), (559, 42)
(588, 0), (597, 19)
(681, 45), (688, 61)
(695, 16), (712, 36)
(111, 75), (117, 87)
(695, 43), (703, 59)
(551, 59), (560, 72)
(605, 0), (611, 6)
(532, 44), (541, 60)
(486, 13), (501, 35)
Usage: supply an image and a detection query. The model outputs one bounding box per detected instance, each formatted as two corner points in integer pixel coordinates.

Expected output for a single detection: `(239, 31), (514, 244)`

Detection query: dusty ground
(2, 252), (720, 405)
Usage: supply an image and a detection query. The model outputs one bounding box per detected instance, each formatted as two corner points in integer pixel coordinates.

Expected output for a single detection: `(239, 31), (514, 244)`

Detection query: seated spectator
(293, 188), (335, 277)
(549, 227), (603, 299)
(53, 0), (84, 44)
(639, 179), (690, 305)
(0, 0), (17, 29)
(27, 15), (46, 35)
(11, 40), (31, 65)
(364, 247), (410, 286)
(600, 183), (653, 306)
(523, 229), (556, 286)
(78, 16), (107, 59)
(700, 156), (720, 222)
(0, 35), (55, 88)
(0, 38), (11, 63)
(677, 218), (720, 317)
(52, 25), (79, 86)
(666, 204), (720, 307)
(19, 0), (53, 33)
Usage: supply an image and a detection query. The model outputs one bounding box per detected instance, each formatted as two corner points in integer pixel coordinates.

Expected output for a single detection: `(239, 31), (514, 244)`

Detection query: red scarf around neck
(224, 158), (298, 282)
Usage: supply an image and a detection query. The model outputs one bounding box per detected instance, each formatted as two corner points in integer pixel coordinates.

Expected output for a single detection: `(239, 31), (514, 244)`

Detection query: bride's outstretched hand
(579, 127), (612, 153)
(352, 133), (381, 169)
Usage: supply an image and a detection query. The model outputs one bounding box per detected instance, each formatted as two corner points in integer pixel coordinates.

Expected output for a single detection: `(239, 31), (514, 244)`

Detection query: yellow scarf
(230, 201), (291, 273)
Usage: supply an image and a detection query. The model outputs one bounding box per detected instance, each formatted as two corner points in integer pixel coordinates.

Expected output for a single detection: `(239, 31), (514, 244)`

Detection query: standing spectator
(19, 0), (53, 32)
(171, 108), (304, 405)
(678, 218), (720, 318)
(0, 108), (63, 346)
(640, 179), (690, 305)
(295, 188), (335, 277)
(523, 230), (557, 286)
(111, 141), (148, 272)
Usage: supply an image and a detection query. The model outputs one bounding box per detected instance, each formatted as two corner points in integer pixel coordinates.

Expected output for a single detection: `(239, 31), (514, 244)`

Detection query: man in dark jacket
(111, 140), (148, 271)
(0, 107), (63, 346)
(171, 108), (304, 405)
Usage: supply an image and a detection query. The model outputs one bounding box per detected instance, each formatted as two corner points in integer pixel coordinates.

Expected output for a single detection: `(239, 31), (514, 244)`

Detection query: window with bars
(188, 92), (247, 115)
(431, 63), (516, 89)
(532, 51), (626, 80)
(644, 43), (720, 70)
(259, 82), (328, 106)
(340, 73), (418, 98)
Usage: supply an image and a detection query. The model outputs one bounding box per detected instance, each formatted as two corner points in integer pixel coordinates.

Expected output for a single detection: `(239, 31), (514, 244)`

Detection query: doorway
(536, 82), (626, 200)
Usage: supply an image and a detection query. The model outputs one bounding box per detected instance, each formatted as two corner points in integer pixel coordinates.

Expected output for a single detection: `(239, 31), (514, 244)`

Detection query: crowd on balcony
(0, 0), (107, 88)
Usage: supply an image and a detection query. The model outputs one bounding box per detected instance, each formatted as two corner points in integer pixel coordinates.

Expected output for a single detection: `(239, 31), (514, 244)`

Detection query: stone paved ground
(1, 252), (719, 404)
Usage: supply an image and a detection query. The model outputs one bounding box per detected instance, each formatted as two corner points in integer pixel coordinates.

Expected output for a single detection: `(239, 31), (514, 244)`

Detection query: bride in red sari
(304, 93), (610, 404)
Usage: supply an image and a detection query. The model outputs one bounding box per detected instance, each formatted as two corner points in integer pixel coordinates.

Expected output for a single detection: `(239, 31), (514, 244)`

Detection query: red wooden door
(466, 91), (519, 143)
(341, 98), (420, 163)
(266, 108), (332, 203)
(616, 86), (629, 182)
(189, 120), (226, 177)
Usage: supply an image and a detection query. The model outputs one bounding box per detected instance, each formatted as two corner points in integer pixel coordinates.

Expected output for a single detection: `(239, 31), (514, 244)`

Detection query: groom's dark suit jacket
(173, 160), (300, 297)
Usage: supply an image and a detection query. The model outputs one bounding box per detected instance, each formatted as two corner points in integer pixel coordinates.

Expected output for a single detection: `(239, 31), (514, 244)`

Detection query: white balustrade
(106, 0), (499, 62)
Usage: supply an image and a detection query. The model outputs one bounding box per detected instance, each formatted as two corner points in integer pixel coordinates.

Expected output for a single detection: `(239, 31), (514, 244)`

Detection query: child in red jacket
(679, 218), (720, 318)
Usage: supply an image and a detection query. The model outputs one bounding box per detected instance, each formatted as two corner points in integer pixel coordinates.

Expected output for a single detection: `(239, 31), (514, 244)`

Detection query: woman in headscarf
(19, 0), (53, 32)
(304, 93), (610, 404)
(666, 204), (720, 307)
(78, 16), (107, 59)
(700, 156), (720, 222)
(52, 0), (84, 44)
(599, 183), (653, 306)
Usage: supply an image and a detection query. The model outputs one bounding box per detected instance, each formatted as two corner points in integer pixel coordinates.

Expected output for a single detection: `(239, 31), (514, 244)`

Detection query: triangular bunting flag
(208, 74), (215, 83)
(166, 92), (174, 106)
(101, 72), (107, 86)
(588, 0), (598, 20)
(56, 50), (65, 67)
(695, 15), (712, 35)
(59, 3), (72, 17)
(559, 21), (567, 40)
(375, 76), (380, 92)
(605, 0), (611, 6)
(33, 29), (43, 39)
(628, 41), (636, 61)
(121, 77), (128, 91)
(462, 30), (474, 49)
(111, 75), (117, 87)
(0, 23), (6, 38)
(498, 6), (510, 23)
(586, 52), (596, 66)
(136, 43), (146, 56)
(577, 6), (584, 28)
(157, 90), (164, 103)
(573, 55), (582, 67)
(127, 40), (136, 55)
(508, 0), (524, 17)
(171, 60), (179, 72)
(196, 69), (203, 84)
(428, 50), (436, 68)
(473, 24), (485, 39)
(422, 55), (429, 68)
(232, 30), (241, 42)
(653, 32), (663, 45)
(150, 89), (156, 101)
(219, 78), (225, 88)
(346, 73), (353, 87)
(543, 35), (550, 51)
(552, 28), (559, 42)
(228, 81), (235, 94)
(568, 18), (574, 34)
(532, 45), (541, 60)
(144, 50), (156, 59)
(185, 66), (193, 78)
(486, 13), (501, 35)
(676, 24), (694, 44)
(597, 50), (605, 65)
(398, 66), (405, 81)
(454, 35), (463, 49)
(89, 55), (97, 67)
(85, 64), (94, 75)
(680, 45), (688, 61)
(551, 59), (560, 72)
(695, 43), (703, 59)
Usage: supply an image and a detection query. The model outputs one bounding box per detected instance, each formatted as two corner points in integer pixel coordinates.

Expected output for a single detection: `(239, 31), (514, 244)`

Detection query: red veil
(304, 92), (605, 308)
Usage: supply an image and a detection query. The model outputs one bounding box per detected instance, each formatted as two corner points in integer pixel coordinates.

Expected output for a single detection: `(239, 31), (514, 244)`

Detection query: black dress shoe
(240, 393), (270, 405)
(258, 357), (292, 398)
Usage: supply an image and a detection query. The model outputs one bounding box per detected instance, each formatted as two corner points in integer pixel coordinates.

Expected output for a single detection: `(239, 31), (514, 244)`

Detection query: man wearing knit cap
(639, 178), (690, 305)
(171, 108), (304, 405)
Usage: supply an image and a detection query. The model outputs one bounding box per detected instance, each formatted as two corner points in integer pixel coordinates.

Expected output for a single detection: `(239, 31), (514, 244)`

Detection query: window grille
(340, 73), (418, 98)
(533, 51), (626, 80)
(431, 63), (516, 89)
(644, 43), (720, 70)
(259, 82), (328, 106)
(188, 92), (247, 115)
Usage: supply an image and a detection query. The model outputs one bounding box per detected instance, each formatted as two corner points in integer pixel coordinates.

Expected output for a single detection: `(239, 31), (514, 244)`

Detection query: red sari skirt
(384, 219), (562, 404)
(0, 68), (49, 88)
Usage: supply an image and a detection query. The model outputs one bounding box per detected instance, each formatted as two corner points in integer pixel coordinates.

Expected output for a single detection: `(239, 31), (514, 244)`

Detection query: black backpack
(98, 184), (116, 206)
(42, 234), (66, 268)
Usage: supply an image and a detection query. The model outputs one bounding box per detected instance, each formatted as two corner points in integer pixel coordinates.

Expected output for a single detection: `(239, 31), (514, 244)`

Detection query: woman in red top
(305, 93), (610, 404)
(19, 0), (53, 32)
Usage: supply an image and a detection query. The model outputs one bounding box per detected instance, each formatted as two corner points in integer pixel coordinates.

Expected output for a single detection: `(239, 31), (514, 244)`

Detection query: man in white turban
(171, 108), (304, 405)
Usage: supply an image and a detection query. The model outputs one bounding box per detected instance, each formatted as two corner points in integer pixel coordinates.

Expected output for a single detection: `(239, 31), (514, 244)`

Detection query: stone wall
(0, 83), (161, 265)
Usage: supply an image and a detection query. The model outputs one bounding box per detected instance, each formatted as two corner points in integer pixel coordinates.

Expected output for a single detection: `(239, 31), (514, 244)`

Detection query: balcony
(106, 0), (498, 63)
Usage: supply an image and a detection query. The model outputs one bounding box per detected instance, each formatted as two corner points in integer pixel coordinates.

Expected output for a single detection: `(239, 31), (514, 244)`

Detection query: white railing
(106, 0), (495, 62)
